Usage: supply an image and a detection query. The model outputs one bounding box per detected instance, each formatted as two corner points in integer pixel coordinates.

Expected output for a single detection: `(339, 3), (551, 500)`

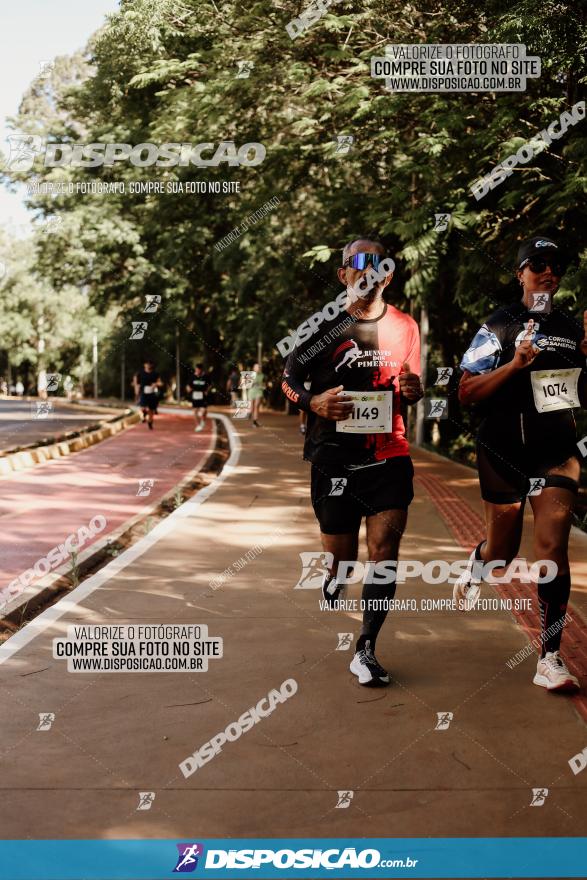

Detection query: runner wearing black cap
(282, 237), (423, 686)
(133, 359), (163, 430)
(455, 235), (587, 692)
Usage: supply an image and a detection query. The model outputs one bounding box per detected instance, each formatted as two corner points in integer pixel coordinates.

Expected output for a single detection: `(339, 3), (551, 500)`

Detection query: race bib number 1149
(336, 390), (393, 434)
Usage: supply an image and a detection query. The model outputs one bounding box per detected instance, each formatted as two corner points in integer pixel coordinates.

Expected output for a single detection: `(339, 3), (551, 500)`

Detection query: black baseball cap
(516, 236), (560, 269)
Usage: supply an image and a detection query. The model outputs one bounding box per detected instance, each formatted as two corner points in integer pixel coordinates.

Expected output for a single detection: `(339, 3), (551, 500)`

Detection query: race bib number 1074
(531, 368), (581, 413)
(336, 390), (393, 434)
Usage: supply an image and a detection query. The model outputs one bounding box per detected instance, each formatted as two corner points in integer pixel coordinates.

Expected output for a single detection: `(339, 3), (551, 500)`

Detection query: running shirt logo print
(514, 322), (548, 350)
(333, 338), (361, 372)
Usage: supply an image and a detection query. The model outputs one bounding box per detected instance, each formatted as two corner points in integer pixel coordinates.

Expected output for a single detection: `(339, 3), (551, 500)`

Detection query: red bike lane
(0, 412), (214, 601)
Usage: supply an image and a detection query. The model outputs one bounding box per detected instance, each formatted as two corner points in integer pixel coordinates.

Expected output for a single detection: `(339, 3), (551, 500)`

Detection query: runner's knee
(367, 540), (400, 562)
(533, 539), (569, 573)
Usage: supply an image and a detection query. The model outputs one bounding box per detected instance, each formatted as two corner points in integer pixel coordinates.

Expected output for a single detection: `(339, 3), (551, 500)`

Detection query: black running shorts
(477, 415), (580, 504)
(310, 456), (414, 535)
(139, 392), (158, 412)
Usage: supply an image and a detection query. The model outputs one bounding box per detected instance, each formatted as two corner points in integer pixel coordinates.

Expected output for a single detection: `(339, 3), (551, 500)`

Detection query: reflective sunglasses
(520, 256), (563, 276)
(343, 252), (386, 271)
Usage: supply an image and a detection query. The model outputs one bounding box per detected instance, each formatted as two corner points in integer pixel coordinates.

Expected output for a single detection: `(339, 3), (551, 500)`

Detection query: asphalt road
(0, 398), (125, 452)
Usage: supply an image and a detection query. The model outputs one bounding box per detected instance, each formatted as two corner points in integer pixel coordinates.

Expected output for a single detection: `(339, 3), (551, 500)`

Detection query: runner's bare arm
(309, 386), (354, 420)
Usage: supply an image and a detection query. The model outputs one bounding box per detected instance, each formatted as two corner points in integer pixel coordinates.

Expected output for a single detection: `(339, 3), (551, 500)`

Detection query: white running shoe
(453, 545), (483, 612)
(533, 651), (580, 692)
(350, 641), (390, 686)
(194, 423), (204, 433)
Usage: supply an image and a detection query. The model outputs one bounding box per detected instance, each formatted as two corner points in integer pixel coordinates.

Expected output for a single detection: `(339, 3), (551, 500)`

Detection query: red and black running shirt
(282, 303), (421, 466)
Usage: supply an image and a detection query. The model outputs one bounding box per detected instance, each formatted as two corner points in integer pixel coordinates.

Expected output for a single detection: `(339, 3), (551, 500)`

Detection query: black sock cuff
(538, 572), (571, 595)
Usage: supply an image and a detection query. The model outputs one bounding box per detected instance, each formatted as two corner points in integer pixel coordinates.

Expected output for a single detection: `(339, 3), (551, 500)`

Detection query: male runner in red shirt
(282, 237), (423, 685)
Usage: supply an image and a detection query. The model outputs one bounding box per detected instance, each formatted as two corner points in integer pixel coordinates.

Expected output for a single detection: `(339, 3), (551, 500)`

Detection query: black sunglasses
(520, 256), (564, 276)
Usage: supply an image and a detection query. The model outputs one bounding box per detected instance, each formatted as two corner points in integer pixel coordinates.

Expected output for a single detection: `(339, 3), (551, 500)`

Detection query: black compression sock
(357, 578), (397, 653)
(537, 572), (571, 656)
(470, 541), (486, 581)
(356, 635), (379, 654)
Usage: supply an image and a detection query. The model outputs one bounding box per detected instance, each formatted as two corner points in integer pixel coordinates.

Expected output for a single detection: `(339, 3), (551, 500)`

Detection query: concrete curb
(0, 409), (140, 476)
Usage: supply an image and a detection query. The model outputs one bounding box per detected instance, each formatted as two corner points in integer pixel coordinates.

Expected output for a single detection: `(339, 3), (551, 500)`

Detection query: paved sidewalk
(0, 412), (585, 841)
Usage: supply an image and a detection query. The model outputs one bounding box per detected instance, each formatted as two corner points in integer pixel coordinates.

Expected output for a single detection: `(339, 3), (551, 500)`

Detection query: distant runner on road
(133, 358), (162, 430)
(187, 363), (210, 433)
(248, 363), (265, 428)
(456, 235), (587, 693)
(282, 236), (423, 687)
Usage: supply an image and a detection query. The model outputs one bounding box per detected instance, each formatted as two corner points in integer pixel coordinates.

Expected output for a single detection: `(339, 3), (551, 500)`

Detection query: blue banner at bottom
(1, 838), (586, 879)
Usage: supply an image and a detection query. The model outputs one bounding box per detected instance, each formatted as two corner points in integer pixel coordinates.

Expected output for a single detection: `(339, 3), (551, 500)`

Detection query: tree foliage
(1, 0), (585, 416)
